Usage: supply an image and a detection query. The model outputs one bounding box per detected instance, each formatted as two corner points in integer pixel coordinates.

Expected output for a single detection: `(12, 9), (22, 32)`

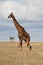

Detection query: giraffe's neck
(12, 15), (22, 31)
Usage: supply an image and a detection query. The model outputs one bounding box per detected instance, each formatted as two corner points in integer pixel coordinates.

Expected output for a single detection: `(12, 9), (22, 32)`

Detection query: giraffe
(8, 12), (32, 50)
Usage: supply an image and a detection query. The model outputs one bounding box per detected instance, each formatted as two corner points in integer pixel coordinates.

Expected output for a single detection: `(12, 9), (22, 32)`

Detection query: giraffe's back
(18, 27), (30, 41)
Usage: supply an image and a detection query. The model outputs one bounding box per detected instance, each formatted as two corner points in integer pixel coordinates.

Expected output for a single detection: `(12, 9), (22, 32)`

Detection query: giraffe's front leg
(20, 41), (22, 48)
(18, 36), (22, 48)
(18, 40), (22, 48)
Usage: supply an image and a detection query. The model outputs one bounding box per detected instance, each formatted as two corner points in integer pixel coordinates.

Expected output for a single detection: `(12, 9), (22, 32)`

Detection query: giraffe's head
(8, 12), (13, 18)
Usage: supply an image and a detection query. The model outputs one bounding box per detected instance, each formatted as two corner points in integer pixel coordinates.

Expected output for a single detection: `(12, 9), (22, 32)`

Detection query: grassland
(0, 42), (43, 65)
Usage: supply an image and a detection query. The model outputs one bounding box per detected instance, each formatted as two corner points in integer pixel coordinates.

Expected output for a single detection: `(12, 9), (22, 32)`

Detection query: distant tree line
(9, 36), (14, 42)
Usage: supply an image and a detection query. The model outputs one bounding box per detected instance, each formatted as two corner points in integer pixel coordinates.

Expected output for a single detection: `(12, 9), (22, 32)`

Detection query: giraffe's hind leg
(26, 38), (30, 47)
(26, 38), (32, 50)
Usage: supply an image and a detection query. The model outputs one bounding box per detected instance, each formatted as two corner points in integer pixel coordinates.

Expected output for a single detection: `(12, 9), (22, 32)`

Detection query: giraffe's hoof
(30, 45), (32, 50)
(18, 45), (22, 48)
(18, 45), (20, 47)
(18, 44), (21, 47)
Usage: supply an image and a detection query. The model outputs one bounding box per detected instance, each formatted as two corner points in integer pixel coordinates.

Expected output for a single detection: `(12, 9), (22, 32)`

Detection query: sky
(0, 0), (43, 42)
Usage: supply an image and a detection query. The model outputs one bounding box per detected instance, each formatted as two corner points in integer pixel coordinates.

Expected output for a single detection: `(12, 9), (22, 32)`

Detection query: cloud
(0, 0), (43, 20)
(0, 0), (43, 42)
(26, 0), (43, 20)
(16, 0), (43, 20)
(0, 0), (26, 20)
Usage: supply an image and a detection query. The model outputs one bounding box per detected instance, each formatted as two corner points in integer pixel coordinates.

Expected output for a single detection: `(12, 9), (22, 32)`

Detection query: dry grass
(0, 42), (43, 65)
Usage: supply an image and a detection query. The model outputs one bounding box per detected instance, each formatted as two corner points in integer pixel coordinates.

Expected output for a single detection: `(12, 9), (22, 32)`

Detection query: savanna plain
(0, 42), (43, 65)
